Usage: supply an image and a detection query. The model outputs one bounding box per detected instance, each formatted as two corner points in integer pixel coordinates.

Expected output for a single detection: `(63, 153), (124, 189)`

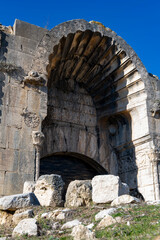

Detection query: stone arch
(31, 20), (149, 88)
(29, 20), (155, 200)
(40, 28), (139, 190)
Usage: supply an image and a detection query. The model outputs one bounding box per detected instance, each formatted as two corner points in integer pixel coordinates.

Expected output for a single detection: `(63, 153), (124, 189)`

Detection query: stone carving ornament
(136, 149), (160, 169)
(21, 108), (40, 128)
(151, 100), (160, 118)
(24, 71), (47, 86)
(32, 131), (45, 148)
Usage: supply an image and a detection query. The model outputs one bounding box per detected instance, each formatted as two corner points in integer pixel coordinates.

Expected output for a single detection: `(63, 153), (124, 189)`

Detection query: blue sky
(1, 0), (160, 77)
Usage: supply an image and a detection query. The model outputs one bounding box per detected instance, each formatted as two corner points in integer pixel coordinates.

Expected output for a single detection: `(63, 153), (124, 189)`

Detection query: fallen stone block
(12, 218), (38, 237)
(61, 219), (81, 229)
(71, 224), (97, 240)
(92, 175), (129, 204)
(13, 209), (34, 224)
(95, 208), (117, 221)
(111, 194), (140, 206)
(65, 180), (92, 207)
(0, 193), (40, 211)
(97, 215), (116, 229)
(41, 208), (73, 220)
(34, 174), (64, 207)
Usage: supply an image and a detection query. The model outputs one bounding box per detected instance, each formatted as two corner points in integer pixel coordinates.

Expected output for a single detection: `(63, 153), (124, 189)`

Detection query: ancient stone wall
(0, 20), (48, 195)
(0, 19), (159, 201)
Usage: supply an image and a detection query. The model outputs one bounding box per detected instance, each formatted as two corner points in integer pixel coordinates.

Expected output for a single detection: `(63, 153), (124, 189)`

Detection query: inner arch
(41, 29), (139, 193)
(40, 153), (107, 196)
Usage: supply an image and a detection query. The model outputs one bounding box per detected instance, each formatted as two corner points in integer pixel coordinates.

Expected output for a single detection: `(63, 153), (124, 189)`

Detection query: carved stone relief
(23, 71), (47, 86)
(136, 149), (159, 169)
(32, 131), (45, 148)
(21, 108), (40, 128)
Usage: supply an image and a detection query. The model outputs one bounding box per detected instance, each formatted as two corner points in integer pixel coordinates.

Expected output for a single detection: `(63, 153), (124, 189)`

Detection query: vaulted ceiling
(47, 30), (141, 117)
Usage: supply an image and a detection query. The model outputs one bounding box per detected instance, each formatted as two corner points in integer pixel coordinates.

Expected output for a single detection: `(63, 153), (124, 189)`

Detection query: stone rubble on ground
(41, 208), (73, 220)
(111, 194), (141, 206)
(65, 180), (92, 207)
(92, 175), (129, 204)
(0, 193), (39, 211)
(12, 209), (34, 224)
(34, 174), (64, 207)
(52, 222), (61, 230)
(71, 224), (97, 240)
(12, 218), (38, 237)
(95, 208), (117, 221)
(56, 208), (73, 220)
(86, 223), (94, 229)
(97, 215), (117, 229)
(61, 219), (81, 229)
(115, 216), (122, 223)
(0, 210), (12, 225)
(0, 175), (145, 239)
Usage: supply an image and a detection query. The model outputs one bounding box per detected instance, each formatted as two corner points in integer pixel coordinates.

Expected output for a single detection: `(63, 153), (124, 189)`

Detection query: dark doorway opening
(40, 153), (107, 198)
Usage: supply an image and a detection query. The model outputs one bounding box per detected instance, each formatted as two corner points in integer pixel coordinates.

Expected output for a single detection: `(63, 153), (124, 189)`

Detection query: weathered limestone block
(12, 218), (38, 237)
(55, 208), (73, 220)
(65, 180), (92, 207)
(41, 208), (73, 220)
(92, 175), (129, 203)
(71, 224), (97, 240)
(0, 193), (39, 211)
(111, 194), (140, 206)
(13, 209), (34, 224)
(61, 219), (81, 230)
(23, 181), (35, 193)
(0, 210), (13, 225)
(97, 215), (116, 229)
(34, 174), (64, 207)
(95, 208), (117, 221)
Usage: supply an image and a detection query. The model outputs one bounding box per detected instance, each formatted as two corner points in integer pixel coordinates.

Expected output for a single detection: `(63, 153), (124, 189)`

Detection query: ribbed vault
(47, 30), (141, 117)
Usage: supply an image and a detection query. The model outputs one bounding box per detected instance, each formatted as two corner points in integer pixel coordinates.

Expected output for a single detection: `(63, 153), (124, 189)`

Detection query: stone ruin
(0, 19), (160, 201)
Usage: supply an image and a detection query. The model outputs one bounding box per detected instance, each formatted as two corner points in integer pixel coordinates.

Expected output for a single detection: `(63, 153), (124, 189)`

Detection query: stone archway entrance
(40, 153), (107, 196)
(34, 20), (156, 201)
(40, 29), (137, 194)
